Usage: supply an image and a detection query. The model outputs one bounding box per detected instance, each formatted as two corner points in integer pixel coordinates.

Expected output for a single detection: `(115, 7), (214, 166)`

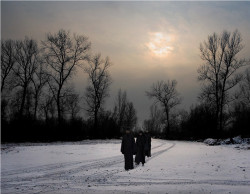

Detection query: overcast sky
(2, 1), (250, 125)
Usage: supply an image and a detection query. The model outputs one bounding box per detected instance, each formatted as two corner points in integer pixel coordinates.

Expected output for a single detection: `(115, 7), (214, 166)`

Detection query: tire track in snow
(150, 142), (176, 159)
(1, 139), (167, 178)
(5, 140), (249, 193)
(1, 140), (173, 193)
(112, 179), (250, 187)
(54, 141), (176, 189)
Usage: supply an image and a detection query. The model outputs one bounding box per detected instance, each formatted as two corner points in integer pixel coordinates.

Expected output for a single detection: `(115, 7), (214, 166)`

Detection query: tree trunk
(19, 85), (27, 117)
(166, 114), (170, 138)
(57, 96), (61, 124)
(219, 92), (225, 132)
(94, 109), (98, 131)
(57, 87), (62, 124)
(1, 78), (5, 92)
(33, 93), (38, 120)
(44, 109), (48, 123)
(215, 73), (220, 133)
(165, 106), (170, 138)
(215, 104), (220, 133)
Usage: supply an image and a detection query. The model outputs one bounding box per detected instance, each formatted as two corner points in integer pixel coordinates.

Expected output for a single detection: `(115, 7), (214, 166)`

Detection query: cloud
(2, 1), (250, 125)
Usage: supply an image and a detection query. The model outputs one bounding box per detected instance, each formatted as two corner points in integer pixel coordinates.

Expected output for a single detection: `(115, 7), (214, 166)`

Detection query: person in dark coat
(121, 129), (136, 171)
(135, 131), (146, 166)
(144, 130), (151, 157)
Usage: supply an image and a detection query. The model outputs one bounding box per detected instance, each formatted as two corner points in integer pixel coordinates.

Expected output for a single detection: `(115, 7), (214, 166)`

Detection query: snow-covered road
(1, 139), (250, 194)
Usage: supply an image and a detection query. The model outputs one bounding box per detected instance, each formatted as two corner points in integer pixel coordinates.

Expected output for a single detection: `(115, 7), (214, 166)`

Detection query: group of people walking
(121, 129), (151, 171)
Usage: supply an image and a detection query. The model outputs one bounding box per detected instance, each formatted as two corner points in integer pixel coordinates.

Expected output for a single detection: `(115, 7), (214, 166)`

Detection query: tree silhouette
(84, 53), (112, 131)
(113, 89), (137, 132)
(13, 38), (39, 117)
(42, 29), (91, 123)
(31, 62), (49, 119)
(1, 40), (16, 93)
(146, 80), (181, 137)
(198, 30), (249, 132)
(65, 92), (81, 120)
(238, 68), (250, 107)
(143, 105), (164, 136)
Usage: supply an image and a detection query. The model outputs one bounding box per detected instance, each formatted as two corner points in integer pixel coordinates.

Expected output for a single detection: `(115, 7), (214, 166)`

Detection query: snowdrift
(204, 136), (250, 149)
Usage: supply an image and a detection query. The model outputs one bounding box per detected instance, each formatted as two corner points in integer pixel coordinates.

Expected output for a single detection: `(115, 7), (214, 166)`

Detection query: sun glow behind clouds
(147, 32), (174, 57)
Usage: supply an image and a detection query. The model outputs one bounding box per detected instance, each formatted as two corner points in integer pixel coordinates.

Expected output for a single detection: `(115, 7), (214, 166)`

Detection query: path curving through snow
(1, 139), (250, 194)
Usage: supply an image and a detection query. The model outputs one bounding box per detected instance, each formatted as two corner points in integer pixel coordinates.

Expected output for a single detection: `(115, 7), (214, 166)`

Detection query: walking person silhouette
(121, 129), (136, 171)
(135, 131), (146, 166)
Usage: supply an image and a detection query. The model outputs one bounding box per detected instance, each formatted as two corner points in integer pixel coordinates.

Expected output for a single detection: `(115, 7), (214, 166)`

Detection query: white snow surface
(1, 139), (250, 194)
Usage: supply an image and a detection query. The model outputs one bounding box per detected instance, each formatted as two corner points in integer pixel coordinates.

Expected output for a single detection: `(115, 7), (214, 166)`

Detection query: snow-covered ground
(1, 139), (250, 194)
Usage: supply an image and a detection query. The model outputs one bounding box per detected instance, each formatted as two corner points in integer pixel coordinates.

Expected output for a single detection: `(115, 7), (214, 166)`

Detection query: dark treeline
(1, 29), (137, 142)
(1, 29), (250, 143)
(144, 30), (250, 140)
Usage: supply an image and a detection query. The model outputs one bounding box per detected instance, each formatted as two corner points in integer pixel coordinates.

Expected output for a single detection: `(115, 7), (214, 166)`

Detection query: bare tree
(1, 97), (9, 121)
(198, 30), (249, 131)
(31, 62), (49, 119)
(123, 101), (137, 131)
(65, 92), (81, 120)
(42, 29), (91, 123)
(113, 89), (128, 132)
(146, 80), (181, 136)
(40, 93), (56, 121)
(113, 89), (137, 133)
(1, 40), (16, 92)
(13, 38), (39, 117)
(238, 68), (250, 107)
(148, 105), (164, 134)
(10, 89), (23, 117)
(113, 89), (138, 132)
(23, 86), (33, 117)
(84, 53), (112, 129)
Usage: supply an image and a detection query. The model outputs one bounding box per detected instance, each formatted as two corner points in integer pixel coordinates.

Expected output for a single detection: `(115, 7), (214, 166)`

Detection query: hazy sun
(147, 32), (173, 57)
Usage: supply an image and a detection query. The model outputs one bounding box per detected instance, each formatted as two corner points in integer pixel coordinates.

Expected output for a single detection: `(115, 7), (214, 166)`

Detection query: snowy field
(1, 139), (250, 194)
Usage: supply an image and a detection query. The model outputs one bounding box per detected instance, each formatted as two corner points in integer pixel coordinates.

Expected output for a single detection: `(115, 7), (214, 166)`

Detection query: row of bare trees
(113, 89), (137, 133)
(2, 38), (43, 119)
(198, 30), (249, 133)
(2, 29), (138, 142)
(144, 30), (250, 139)
(1, 29), (249, 141)
(146, 80), (181, 137)
(42, 30), (91, 123)
(1, 30), (92, 123)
